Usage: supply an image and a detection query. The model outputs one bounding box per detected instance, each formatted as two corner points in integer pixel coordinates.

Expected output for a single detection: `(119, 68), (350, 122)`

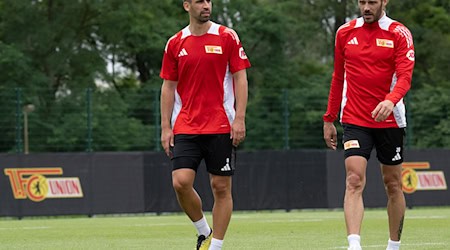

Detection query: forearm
(233, 70), (248, 121)
(323, 73), (344, 122)
(385, 61), (413, 104)
(324, 35), (345, 122)
(385, 79), (411, 105)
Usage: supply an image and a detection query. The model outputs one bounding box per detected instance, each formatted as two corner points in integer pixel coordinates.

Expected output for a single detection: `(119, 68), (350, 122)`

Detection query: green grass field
(0, 207), (449, 249)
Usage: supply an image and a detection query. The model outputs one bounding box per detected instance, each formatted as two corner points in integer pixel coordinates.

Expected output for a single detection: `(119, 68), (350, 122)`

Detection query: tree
(0, 0), (172, 152)
(388, 0), (450, 148)
(0, 0), (448, 152)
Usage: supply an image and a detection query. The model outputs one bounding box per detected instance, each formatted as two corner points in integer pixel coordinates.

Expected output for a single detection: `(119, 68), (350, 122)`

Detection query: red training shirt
(160, 22), (251, 135)
(323, 14), (415, 128)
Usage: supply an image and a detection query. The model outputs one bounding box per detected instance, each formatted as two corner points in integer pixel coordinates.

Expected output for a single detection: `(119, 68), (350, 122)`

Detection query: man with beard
(323, 0), (414, 249)
(160, 0), (250, 249)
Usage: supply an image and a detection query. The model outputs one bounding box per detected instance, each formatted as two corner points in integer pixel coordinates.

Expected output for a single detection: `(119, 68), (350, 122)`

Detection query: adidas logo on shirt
(178, 48), (188, 57)
(348, 37), (359, 45)
(392, 147), (402, 161)
(221, 158), (231, 171)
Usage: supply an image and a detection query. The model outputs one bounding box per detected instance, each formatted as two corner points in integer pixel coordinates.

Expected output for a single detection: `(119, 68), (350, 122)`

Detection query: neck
(189, 20), (212, 36)
(374, 11), (386, 23)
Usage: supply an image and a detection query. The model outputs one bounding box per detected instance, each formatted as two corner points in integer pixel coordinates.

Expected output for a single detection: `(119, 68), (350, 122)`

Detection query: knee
(384, 179), (402, 196)
(346, 172), (364, 192)
(172, 177), (192, 193)
(211, 181), (231, 198)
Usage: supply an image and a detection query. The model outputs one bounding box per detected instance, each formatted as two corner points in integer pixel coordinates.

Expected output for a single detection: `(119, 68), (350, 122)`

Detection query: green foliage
(0, 0), (448, 152)
(90, 89), (154, 151)
(389, 0), (450, 89)
(0, 43), (32, 87)
(388, 0), (450, 149)
(410, 85), (450, 148)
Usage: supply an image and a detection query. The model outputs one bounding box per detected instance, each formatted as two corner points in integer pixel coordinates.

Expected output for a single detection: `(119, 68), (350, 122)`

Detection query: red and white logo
(401, 162), (447, 194)
(406, 49), (415, 61)
(4, 168), (84, 202)
(239, 47), (248, 60)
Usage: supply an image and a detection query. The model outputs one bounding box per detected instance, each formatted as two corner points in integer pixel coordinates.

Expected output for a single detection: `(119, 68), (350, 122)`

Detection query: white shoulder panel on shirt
(355, 17), (364, 28)
(378, 14), (395, 31)
(180, 22), (220, 39)
(181, 26), (191, 39)
(207, 22), (220, 35)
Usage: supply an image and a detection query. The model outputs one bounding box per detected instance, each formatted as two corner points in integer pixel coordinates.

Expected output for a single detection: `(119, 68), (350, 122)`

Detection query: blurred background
(0, 0), (448, 153)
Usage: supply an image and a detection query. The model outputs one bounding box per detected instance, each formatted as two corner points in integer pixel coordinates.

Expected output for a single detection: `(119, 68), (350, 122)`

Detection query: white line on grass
(329, 242), (446, 249)
(133, 222), (187, 227)
(253, 219), (324, 223)
(407, 215), (447, 219)
(0, 226), (50, 230)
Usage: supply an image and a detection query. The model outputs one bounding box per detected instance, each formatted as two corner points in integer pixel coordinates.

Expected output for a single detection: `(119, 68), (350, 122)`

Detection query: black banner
(0, 149), (448, 217)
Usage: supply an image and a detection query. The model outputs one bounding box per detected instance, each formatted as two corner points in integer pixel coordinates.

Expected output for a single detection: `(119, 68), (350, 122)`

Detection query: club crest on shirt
(344, 140), (360, 150)
(205, 45), (223, 54)
(376, 39), (394, 48)
(406, 49), (415, 61)
(239, 47), (248, 59)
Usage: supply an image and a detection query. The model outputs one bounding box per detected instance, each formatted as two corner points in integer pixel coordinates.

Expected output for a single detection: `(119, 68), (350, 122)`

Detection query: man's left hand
(231, 118), (246, 147)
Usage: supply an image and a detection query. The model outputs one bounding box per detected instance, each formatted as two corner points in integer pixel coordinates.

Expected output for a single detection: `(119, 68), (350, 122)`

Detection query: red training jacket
(323, 14), (415, 128)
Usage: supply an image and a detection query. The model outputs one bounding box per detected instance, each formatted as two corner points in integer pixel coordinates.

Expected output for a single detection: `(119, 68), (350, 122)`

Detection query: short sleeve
(160, 35), (179, 81)
(224, 28), (251, 74)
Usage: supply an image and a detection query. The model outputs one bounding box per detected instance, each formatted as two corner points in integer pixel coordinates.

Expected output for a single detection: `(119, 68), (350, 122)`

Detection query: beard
(197, 16), (210, 23)
(197, 12), (210, 23)
(363, 4), (383, 23)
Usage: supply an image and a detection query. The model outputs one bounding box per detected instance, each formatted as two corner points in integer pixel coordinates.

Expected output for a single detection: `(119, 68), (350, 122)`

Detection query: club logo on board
(4, 168), (84, 202)
(401, 162), (447, 194)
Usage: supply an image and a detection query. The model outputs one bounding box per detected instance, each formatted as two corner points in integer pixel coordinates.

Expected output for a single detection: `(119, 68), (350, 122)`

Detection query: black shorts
(342, 124), (405, 165)
(170, 134), (236, 176)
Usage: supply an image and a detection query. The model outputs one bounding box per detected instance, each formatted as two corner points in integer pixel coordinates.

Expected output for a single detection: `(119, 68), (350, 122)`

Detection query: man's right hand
(323, 122), (337, 150)
(161, 127), (174, 157)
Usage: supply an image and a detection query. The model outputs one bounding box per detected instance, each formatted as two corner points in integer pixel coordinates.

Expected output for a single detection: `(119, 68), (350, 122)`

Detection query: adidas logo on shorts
(221, 158), (231, 171)
(392, 147), (402, 161)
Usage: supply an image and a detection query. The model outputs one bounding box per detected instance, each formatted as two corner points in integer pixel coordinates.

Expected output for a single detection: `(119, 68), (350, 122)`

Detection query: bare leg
(344, 156), (367, 235)
(172, 169), (204, 222)
(381, 164), (405, 241)
(209, 174), (233, 240)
